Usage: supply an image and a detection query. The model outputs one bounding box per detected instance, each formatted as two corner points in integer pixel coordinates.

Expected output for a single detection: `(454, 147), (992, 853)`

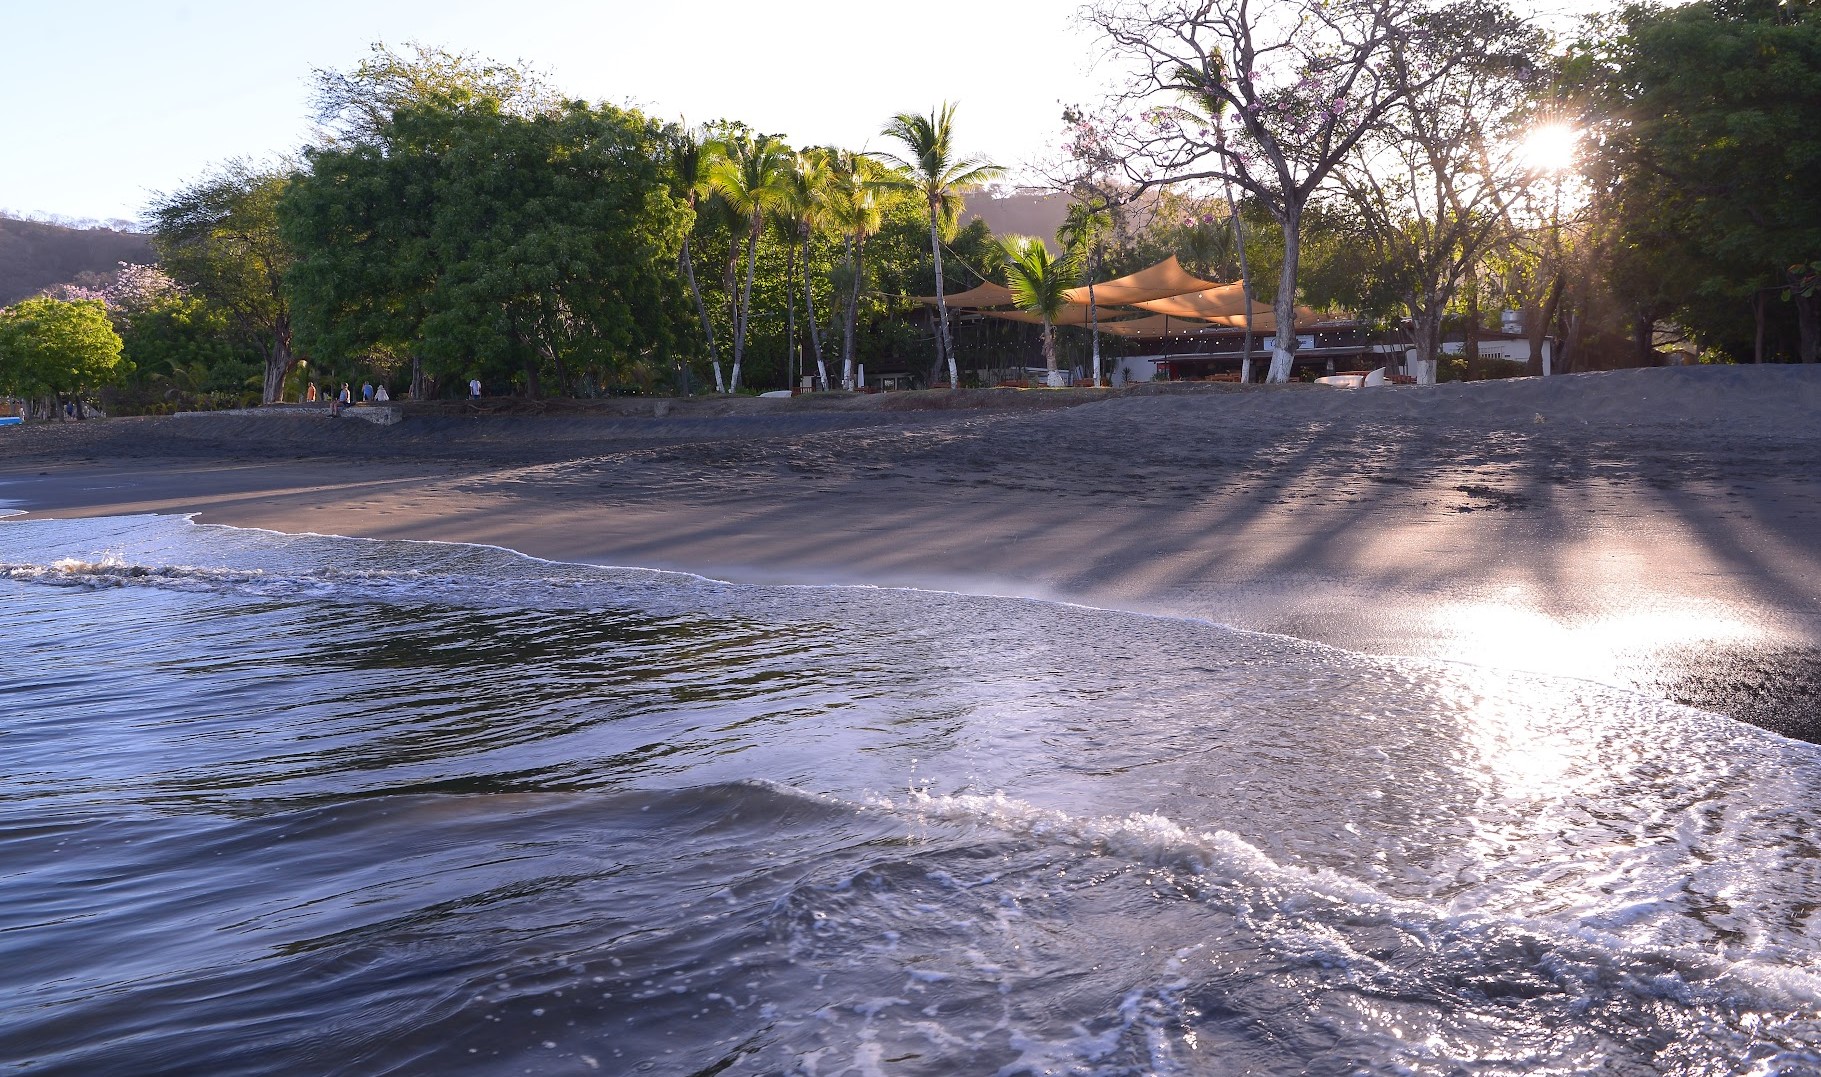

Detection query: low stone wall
(173, 405), (402, 427)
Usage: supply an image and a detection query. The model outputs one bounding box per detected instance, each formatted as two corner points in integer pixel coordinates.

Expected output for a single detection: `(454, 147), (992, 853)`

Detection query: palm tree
(769, 192), (805, 391)
(1058, 199), (1114, 385)
(667, 124), (722, 393)
(825, 150), (888, 390)
(707, 132), (792, 392)
(1001, 236), (1077, 385)
(776, 149), (833, 391)
(878, 102), (1002, 390)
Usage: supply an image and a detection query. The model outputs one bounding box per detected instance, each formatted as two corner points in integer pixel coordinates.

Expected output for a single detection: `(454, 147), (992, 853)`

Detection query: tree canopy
(282, 93), (693, 397)
(1578, 0), (1821, 363)
(148, 161), (296, 402)
(0, 297), (126, 403)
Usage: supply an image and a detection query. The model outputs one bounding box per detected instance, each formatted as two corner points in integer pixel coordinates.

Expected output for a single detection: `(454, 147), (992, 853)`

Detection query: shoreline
(5, 366), (1821, 739)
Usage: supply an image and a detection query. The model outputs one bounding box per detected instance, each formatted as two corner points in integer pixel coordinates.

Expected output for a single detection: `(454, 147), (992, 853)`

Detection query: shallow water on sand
(2, 514), (1819, 1076)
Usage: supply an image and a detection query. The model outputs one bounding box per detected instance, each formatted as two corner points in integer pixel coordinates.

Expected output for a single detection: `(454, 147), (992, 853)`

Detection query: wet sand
(5, 366), (1820, 739)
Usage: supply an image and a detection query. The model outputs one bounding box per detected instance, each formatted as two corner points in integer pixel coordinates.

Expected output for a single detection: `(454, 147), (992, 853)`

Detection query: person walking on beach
(361, 382), (374, 403)
(469, 378), (482, 399)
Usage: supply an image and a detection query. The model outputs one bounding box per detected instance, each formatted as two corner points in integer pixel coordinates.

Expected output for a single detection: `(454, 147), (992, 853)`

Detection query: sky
(2, 0), (1617, 226)
(0, 1), (1103, 224)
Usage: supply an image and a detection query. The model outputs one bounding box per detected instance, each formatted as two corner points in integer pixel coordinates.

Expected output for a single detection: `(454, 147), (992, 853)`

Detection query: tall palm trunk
(784, 236), (798, 390)
(730, 217), (761, 393)
(680, 230), (723, 393)
(720, 247), (740, 392)
(1086, 245), (1102, 385)
(926, 199), (957, 388)
(802, 224), (830, 390)
(1229, 202), (1257, 382)
(1216, 124), (1259, 383)
(843, 234), (867, 390)
(824, 238), (849, 388)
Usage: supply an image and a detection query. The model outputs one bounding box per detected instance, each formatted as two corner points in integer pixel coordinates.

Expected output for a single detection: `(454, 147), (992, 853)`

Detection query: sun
(1519, 123), (1581, 173)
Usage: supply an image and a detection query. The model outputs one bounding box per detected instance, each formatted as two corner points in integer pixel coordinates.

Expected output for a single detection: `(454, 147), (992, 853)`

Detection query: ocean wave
(863, 788), (1821, 1015)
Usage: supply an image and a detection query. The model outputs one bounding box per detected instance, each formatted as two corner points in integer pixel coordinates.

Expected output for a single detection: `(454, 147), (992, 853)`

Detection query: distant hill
(962, 190), (1071, 246)
(0, 216), (156, 306)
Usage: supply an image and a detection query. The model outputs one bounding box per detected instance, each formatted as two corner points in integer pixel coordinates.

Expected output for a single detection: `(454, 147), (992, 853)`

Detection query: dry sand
(5, 366), (1820, 739)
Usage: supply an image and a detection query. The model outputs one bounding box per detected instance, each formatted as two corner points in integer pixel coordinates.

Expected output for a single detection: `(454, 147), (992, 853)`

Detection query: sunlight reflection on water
(1, 514), (1818, 1075)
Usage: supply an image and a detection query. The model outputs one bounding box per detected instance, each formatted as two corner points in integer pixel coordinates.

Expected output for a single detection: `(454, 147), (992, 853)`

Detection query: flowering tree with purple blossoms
(41, 263), (183, 320)
(1082, 0), (1510, 382)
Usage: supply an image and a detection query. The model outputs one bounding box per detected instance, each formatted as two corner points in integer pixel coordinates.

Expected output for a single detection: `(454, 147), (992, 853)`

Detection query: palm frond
(1000, 236), (1076, 320)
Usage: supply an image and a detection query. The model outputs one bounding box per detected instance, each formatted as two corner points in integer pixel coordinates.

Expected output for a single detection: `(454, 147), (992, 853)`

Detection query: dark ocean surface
(2, 514), (1818, 1075)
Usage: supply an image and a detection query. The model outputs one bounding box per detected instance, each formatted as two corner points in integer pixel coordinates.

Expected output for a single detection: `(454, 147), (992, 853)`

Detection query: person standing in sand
(469, 378), (482, 399)
(306, 383), (318, 403)
(361, 382), (374, 403)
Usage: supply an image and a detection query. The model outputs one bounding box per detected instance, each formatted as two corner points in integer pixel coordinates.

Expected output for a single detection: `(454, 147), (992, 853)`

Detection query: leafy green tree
(149, 161), (295, 402)
(0, 297), (126, 415)
(310, 41), (555, 145)
(123, 296), (259, 394)
(1581, 0), (1821, 362)
(283, 95), (693, 397)
(879, 102), (1003, 389)
(1001, 237), (1077, 382)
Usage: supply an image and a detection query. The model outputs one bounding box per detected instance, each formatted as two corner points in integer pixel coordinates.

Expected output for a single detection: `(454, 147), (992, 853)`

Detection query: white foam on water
(865, 788), (1821, 1018)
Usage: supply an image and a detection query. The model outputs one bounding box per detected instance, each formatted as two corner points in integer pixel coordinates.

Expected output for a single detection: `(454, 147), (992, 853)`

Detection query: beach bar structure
(916, 257), (1398, 384)
(1106, 320), (1404, 384)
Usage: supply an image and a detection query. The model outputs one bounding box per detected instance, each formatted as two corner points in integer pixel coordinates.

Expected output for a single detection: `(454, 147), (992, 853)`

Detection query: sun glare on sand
(1519, 122), (1581, 173)
(1430, 598), (1757, 687)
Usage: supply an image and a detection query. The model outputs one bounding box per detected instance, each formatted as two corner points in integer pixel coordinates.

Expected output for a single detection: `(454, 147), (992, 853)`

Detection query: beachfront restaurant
(918, 256), (1396, 384)
(1108, 319), (1403, 383)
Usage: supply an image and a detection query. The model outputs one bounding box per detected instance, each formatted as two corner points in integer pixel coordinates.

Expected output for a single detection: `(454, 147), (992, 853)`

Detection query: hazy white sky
(1, 1), (1103, 223)
(3, 0), (1613, 224)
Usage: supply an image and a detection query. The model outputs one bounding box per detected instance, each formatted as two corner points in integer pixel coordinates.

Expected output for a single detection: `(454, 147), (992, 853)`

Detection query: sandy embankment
(4, 366), (1820, 738)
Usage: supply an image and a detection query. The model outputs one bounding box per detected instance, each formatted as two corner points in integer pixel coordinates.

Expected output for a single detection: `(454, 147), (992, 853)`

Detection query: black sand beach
(6, 365), (1820, 739)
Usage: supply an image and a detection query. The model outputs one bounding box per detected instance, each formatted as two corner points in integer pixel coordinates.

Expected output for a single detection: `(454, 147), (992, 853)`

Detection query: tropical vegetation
(5, 3), (1819, 417)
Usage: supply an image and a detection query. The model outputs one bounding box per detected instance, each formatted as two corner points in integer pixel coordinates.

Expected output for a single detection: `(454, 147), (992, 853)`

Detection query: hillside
(0, 216), (156, 306)
(961, 190), (1071, 244)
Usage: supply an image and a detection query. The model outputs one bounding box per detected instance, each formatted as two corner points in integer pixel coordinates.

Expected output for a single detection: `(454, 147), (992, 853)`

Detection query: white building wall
(1112, 355), (1165, 384)
(1415, 338), (1555, 367)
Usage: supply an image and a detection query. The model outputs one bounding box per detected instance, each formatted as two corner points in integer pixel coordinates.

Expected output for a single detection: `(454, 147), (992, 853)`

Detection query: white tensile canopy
(978, 307), (1145, 326)
(919, 280), (1015, 308)
(917, 256), (1224, 310)
(1058, 256), (1226, 307)
(915, 256), (1349, 336)
(1133, 281), (1271, 320)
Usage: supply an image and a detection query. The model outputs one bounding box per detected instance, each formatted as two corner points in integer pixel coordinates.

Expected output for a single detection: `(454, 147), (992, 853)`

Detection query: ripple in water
(1, 514), (1818, 1075)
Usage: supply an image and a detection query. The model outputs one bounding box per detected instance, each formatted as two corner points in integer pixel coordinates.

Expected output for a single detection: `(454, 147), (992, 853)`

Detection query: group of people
(305, 381), (394, 409)
(304, 379), (481, 405)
